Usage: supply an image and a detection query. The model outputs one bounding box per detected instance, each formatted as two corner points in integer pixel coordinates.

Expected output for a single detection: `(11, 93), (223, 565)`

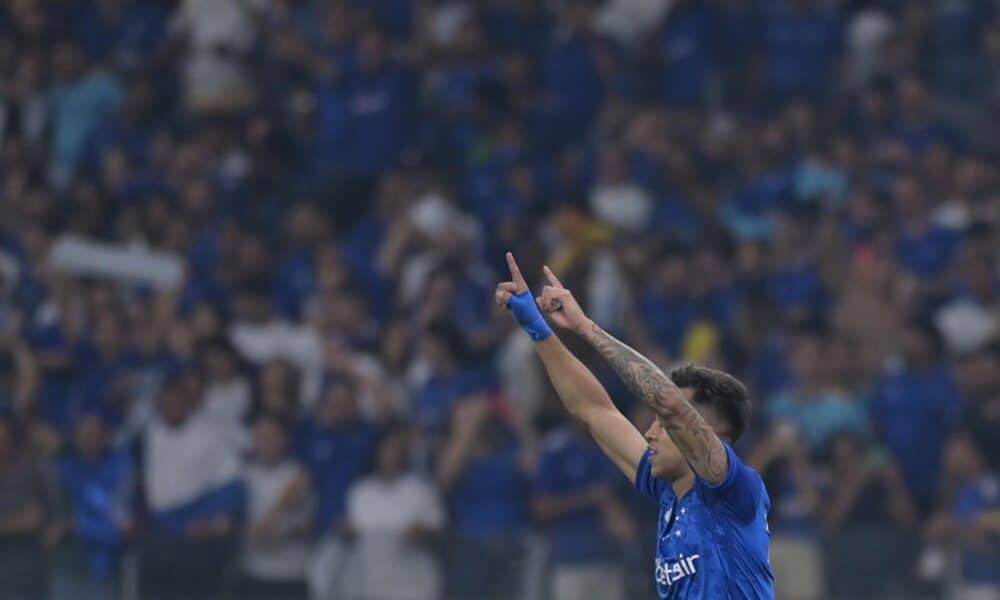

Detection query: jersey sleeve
(634, 449), (670, 501)
(695, 443), (762, 524)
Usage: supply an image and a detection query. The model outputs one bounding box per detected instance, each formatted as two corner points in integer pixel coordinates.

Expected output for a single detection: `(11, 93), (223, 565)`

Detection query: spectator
(922, 429), (1000, 598)
(0, 50), (48, 154)
(0, 414), (63, 599)
(764, 0), (844, 104)
(0, 344), (37, 429)
(894, 173), (962, 281)
(254, 359), (301, 427)
(821, 431), (917, 600)
(196, 337), (251, 452)
(340, 27), (414, 180)
(423, 15), (494, 160)
(273, 204), (334, 322)
(765, 329), (868, 454)
(540, 0), (615, 147)
(46, 41), (123, 187)
(930, 0), (994, 94)
(935, 253), (998, 355)
(172, 0), (264, 114)
(436, 396), (537, 599)
(831, 233), (909, 381)
(872, 320), (963, 511)
(636, 251), (698, 359)
(965, 23), (1000, 146)
(139, 372), (244, 599)
(765, 215), (830, 321)
(656, 0), (719, 107)
(945, 432), (1000, 598)
(534, 422), (636, 600)
(957, 343), (1000, 470)
(371, 318), (413, 410)
(751, 422), (825, 600)
(343, 423), (446, 600)
(52, 412), (133, 600)
(70, 308), (144, 430)
(894, 76), (959, 154)
(296, 379), (378, 600)
(409, 320), (489, 434)
(236, 416), (313, 600)
(307, 287), (378, 352)
(589, 144), (654, 233)
(844, 7), (895, 88)
(228, 284), (323, 408)
(70, 0), (168, 67)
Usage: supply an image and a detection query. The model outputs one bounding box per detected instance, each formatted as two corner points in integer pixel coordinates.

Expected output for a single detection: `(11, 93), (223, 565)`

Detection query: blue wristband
(507, 291), (552, 342)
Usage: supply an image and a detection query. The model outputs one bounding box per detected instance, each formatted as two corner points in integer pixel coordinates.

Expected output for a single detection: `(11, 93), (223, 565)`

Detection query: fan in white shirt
(343, 424), (446, 600)
(144, 373), (240, 516)
(237, 416), (313, 599)
(196, 339), (252, 452)
(228, 287), (324, 409)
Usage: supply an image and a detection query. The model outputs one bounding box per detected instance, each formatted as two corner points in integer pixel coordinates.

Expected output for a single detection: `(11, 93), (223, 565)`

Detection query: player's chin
(647, 450), (666, 477)
(649, 451), (679, 479)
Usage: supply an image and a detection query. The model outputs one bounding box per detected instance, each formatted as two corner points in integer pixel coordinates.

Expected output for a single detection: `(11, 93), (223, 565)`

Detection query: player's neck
(671, 469), (696, 498)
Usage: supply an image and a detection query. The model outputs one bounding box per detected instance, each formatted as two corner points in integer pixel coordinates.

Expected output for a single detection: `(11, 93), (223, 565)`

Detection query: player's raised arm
(536, 266), (729, 485)
(496, 253), (646, 483)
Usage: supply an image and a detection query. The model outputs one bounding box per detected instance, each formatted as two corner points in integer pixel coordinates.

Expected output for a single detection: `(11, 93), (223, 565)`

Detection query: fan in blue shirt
(496, 253), (774, 599)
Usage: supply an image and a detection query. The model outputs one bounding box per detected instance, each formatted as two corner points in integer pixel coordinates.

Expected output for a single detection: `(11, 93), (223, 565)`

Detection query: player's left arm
(579, 322), (729, 485)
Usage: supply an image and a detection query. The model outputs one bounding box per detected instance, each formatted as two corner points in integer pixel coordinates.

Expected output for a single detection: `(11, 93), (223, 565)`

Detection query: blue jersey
(635, 443), (774, 599)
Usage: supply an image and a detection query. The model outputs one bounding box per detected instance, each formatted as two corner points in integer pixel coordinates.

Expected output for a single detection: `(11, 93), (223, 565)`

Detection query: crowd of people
(0, 0), (998, 599)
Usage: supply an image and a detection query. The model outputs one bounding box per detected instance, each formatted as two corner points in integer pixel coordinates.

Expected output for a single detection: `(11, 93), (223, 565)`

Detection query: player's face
(643, 418), (689, 481)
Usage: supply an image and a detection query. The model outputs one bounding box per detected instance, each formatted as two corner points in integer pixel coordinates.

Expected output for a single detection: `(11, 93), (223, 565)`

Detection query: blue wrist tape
(507, 291), (552, 342)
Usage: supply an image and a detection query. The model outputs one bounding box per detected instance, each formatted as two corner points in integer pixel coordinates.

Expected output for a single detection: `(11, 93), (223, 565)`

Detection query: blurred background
(0, 0), (998, 599)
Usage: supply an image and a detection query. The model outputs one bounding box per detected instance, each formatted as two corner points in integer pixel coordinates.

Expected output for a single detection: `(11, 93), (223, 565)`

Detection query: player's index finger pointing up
(543, 265), (564, 289)
(506, 252), (527, 291)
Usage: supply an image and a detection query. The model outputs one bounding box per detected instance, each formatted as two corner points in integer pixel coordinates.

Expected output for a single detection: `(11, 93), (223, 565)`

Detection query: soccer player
(495, 253), (774, 599)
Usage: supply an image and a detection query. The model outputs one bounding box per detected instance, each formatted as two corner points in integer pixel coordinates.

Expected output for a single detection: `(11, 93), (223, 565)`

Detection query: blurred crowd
(0, 0), (999, 599)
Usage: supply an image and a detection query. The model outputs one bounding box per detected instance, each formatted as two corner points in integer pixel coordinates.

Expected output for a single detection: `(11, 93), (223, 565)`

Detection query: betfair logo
(655, 553), (701, 587)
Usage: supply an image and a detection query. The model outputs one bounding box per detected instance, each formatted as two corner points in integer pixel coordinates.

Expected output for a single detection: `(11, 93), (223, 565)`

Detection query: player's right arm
(534, 334), (647, 482)
(496, 253), (647, 483)
(535, 263), (730, 486)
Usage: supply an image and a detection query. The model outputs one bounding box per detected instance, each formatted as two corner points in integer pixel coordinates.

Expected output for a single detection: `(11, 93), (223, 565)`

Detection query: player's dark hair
(669, 364), (751, 442)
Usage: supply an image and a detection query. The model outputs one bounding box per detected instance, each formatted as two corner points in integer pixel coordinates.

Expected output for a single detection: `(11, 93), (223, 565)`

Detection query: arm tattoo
(581, 322), (680, 410)
(582, 322), (728, 482)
